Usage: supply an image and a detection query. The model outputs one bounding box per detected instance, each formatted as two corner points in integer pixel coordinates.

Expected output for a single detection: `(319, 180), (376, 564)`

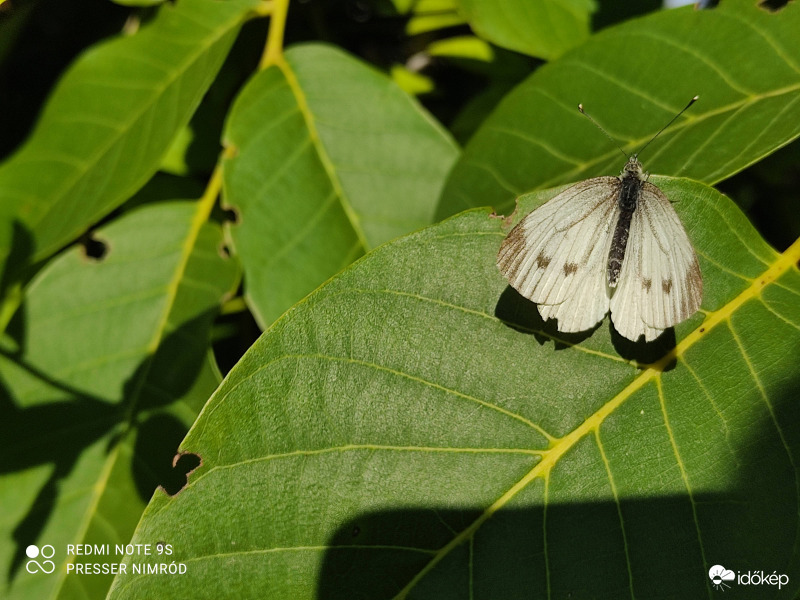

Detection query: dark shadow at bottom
(318, 490), (796, 599)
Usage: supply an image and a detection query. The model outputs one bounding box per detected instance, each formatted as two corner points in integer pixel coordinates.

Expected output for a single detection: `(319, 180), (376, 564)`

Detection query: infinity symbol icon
(26, 545), (55, 574)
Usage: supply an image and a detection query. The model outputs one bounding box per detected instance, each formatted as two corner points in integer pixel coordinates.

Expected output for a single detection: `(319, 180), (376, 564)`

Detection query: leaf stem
(260, 0), (290, 69)
(198, 161), (225, 224)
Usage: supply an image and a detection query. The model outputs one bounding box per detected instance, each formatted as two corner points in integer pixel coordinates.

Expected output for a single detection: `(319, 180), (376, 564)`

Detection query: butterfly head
(621, 155), (645, 180)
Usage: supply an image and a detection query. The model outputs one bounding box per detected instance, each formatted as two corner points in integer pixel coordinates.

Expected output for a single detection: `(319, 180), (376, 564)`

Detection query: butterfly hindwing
(609, 182), (702, 341)
(498, 178), (619, 333)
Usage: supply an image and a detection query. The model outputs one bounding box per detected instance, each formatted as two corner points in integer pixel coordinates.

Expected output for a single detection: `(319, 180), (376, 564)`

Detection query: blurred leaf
(108, 177), (800, 599)
(439, 0), (800, 218)
(388, 0), (416, 14)
(222, 43), (459, 327)
(427, 35), (494, 62)
(0, 202), (238, 599)
(458, 0), (595, 60)
(406, 0), (465, 34)
(415, 0), (456, 8)
(391, 63), (435, 95)
(0, 0), (260, 280)
(407, 12), (466, 35)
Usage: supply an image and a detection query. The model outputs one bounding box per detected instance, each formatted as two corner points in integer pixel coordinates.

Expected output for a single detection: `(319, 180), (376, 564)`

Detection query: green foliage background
(0, 0), (798, 598)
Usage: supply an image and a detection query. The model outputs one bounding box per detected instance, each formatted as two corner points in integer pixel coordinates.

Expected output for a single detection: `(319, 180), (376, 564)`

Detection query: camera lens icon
(25, 545), (56, 574)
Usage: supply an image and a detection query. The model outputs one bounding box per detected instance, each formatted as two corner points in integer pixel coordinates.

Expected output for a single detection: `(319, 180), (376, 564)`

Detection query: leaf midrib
(276, 57), (371, 253)
(54, 197), (225, 597)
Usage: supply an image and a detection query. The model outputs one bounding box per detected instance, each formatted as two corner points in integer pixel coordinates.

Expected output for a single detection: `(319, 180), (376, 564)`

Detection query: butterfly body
(608, 157), (645, 288)
(497, 158), (702, 342)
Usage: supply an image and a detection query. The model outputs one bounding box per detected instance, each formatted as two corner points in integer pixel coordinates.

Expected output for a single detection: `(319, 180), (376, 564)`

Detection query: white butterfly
(497, 103), (702, 342)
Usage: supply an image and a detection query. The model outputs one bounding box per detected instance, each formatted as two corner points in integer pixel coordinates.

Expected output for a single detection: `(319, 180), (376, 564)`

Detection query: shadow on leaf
(495, 285), (678, 364)
(0, 308), (219, 583)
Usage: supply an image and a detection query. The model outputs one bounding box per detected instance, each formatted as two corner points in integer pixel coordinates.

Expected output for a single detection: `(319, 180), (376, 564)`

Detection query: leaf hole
(222, 206), (240, 225)
(694, 0), (719, 9)
(81, 234), (108, 261)
(161, 452), (202, 496)
(758, 0), (789, 11)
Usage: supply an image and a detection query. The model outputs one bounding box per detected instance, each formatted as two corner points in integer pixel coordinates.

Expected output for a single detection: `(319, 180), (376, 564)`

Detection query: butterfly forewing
(497, 178), (619, 332)
(609, 182), (702, 341)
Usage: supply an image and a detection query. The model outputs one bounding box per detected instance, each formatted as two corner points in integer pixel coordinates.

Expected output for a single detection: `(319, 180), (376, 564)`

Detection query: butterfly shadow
(495, 285), (679, 367)
(610, 324), (678, 369)
(494, 286), (598, 349)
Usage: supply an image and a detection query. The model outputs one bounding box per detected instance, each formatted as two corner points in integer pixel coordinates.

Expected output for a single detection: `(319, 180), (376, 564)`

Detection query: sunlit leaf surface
(222, 43), (459, 327)
(0, 0), (259, 277)
(458, 0), (594, 60)
(439, 0), (800, 218)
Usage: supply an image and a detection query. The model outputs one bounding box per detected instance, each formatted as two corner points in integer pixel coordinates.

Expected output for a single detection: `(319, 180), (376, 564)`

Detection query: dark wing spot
(563, 262), (579, 276)
(662, 279), (673, 294)
(642, 278), (652, 292)
(536, 254), (551, 269)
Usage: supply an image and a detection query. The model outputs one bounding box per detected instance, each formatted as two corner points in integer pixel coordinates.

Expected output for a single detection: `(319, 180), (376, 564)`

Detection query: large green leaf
(0, 202), (238, 600)
(107, 179), (800, 599)
(457, 0), (595, 60)
(439, 0), (800, 218)
(0, 0), (259, 278)
(222, 43), (459, 328)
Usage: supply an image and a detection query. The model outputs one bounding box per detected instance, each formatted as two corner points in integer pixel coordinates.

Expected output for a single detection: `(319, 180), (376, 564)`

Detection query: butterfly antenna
(637, 95), (699, 158)
(578, 103), (629, 159)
